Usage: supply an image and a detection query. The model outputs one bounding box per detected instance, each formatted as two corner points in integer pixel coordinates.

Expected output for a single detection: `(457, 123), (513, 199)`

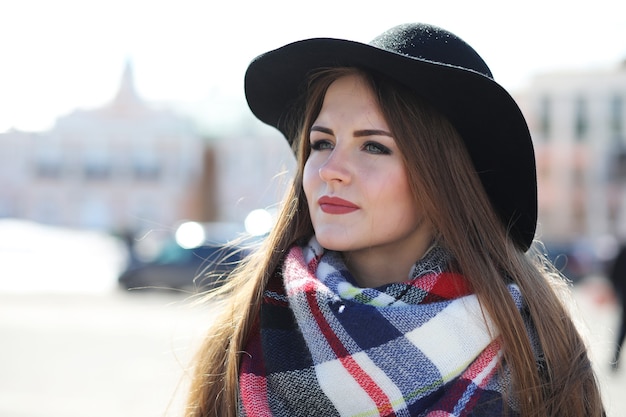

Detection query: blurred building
(518, 61), (626, 243)
(0, 61), (296, 239)
(0, 62), (204, 234)
(211, 132), (295, 224)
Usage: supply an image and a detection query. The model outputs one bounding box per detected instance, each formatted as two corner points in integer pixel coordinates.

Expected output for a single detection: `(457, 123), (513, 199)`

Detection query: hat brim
(244, 38), (537, 251)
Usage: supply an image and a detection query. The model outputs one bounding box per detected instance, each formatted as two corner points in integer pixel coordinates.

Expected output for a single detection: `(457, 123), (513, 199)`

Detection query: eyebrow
(310, 126), (393, 137)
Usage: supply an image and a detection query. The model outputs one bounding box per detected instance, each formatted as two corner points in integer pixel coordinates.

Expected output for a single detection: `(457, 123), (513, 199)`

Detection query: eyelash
(310, 139), (333, 151)
(363, 142), (391, 155)
(309, 140), (391, 155)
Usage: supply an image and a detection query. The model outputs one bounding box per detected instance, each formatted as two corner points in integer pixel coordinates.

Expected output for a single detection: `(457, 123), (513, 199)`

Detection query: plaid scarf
(239, 238), (522, 416)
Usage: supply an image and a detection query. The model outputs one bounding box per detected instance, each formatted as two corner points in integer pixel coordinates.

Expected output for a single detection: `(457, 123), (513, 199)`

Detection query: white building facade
(519, 63), (626, 243)
(0, 61), (299, 241)
(0, 62), (204, 233)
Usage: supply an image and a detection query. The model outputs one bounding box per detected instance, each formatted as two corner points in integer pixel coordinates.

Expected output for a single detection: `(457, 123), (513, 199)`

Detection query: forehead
(323, 73), (375, 102)
(315, 74), (384, 123)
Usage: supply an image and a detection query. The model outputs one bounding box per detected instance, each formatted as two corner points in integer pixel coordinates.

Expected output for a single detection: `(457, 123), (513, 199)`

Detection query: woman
(185, 23), (604, 416)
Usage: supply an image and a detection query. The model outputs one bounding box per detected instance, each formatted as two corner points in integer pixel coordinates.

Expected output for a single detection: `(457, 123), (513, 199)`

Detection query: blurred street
(0, 289), (214, 417)
(571, 278), (626, 417)
(0, 279), (624, 417)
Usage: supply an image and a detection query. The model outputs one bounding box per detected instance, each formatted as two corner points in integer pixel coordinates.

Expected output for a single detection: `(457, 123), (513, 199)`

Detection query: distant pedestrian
(608, 243), (626, 371)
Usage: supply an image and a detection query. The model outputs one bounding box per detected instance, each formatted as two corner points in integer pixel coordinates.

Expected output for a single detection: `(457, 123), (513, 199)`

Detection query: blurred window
(539, 95), (552, 140)
(84, 148), (112, 180)
(35, 147), (63, 179)
(132, 152), (161, 180)
(613, 151), (626, 182)
(574, 96), (588, 142)
(610, 94), (623, 139)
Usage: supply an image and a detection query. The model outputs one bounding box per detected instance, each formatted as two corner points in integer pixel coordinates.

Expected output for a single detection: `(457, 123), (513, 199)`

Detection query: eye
(363, 141), (391, 155)
(310, 139), (334, 151)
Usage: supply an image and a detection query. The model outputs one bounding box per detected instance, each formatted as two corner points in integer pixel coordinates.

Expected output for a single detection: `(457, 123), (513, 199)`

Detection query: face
(303, 74), (433, 269)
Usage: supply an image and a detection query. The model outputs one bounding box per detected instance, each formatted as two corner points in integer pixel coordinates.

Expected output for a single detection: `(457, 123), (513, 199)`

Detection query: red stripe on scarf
(417, 272), (472, 302)
(304, 282), (397, 416)
(462, 338), (501, 383)
(431, 339), (502, 416)
(457, 340), (502, 416)
(240, 322), (273, 416)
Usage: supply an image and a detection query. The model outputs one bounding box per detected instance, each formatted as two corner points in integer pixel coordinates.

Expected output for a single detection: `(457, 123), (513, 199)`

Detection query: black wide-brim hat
(244, 23), (537, 251)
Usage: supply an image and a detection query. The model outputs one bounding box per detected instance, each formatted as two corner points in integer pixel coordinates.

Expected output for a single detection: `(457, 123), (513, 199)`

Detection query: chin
(317, 239), (363, 254)
(314, 235), (350, 252)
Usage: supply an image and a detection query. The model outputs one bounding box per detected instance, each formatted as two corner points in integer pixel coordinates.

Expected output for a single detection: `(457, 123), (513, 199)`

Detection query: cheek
(302, 160), (317, 200)
(382, 170), (415, 208)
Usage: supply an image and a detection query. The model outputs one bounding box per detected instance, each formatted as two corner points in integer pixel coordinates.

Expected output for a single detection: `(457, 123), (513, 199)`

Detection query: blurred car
(118, 240), (250, 291)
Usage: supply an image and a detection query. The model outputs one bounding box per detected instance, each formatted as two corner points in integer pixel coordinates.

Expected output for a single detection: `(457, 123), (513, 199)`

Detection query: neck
(342, 241), (434, 288)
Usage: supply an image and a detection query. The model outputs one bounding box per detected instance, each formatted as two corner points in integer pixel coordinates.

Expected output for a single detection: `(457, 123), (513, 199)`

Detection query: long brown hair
(185, 67), (604, 417)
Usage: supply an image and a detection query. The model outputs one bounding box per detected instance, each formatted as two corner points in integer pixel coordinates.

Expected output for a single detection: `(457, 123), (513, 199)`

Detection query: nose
(318, 148), (351, 184)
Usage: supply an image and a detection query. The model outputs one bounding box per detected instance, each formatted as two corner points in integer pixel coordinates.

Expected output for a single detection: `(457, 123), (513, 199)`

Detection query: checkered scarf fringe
(239, 238), (522, 416)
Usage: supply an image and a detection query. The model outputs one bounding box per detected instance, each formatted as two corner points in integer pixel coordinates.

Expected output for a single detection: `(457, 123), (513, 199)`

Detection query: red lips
(318, 196), (359, 214)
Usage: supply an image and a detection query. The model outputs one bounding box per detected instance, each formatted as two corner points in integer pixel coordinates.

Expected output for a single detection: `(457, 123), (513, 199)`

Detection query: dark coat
(609, 245), (626, 302)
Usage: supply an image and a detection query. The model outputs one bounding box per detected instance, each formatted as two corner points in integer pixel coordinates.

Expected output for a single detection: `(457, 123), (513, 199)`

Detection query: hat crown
(370, 23), (493, 79)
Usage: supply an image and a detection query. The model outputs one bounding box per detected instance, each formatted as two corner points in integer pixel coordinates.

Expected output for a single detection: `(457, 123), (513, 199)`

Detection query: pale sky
(1, 0), (625, 134)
